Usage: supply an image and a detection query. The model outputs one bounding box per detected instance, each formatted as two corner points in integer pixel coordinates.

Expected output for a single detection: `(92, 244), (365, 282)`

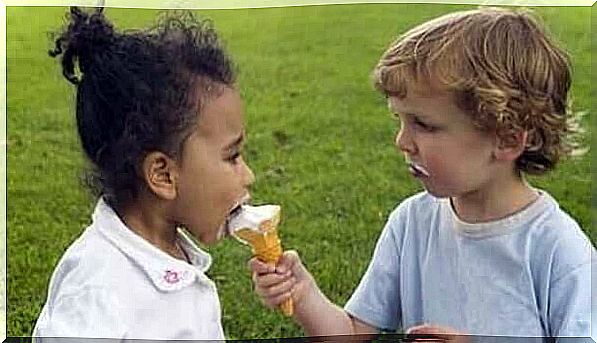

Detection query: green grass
(7, 4), (593, 339)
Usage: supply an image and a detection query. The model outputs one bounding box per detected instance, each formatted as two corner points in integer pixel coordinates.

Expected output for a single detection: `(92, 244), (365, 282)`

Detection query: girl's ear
(493, 130), (528, 162)
(141, 151), (179, 200)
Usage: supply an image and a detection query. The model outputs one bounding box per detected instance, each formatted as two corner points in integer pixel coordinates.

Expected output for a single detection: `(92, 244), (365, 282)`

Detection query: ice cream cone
(231, 206), (294, 316)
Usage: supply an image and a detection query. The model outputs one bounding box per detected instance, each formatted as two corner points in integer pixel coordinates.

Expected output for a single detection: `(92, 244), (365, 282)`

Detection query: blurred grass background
(7, 4), (592, 339)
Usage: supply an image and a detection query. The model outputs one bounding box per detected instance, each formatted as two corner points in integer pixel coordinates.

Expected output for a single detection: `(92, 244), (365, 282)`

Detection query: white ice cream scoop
(227, 204), (281, 245)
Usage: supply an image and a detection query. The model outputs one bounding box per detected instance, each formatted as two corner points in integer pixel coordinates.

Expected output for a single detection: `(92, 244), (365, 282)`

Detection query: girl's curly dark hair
(49, 7), (236, 208)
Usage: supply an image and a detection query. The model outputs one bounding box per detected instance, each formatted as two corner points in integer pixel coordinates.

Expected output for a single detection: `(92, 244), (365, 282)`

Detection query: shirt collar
(445, 189), (555, 238)
(92, 198), (213, 292)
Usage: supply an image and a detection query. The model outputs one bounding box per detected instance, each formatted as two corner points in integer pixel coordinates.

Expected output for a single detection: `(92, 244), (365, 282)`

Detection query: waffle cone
(235, 220), (294, 316)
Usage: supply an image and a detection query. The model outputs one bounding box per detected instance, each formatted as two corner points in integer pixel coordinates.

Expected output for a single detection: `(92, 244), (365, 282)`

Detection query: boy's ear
(141, 151), (179, 200)
(493, 130), (528, 162)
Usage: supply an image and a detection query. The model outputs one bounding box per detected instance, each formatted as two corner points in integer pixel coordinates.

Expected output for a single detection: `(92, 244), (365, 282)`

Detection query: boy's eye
(414, 118), (435, 132)
(227, 152), (241, 163)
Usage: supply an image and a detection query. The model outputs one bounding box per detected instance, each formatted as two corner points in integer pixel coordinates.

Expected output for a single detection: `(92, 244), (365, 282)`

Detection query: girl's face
(389, 85), (499, 198)
(174, 86), (254, 245)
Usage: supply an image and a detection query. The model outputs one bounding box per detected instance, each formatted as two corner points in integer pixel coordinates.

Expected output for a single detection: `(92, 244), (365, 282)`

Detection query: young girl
(250, 7), (595, 341)
(33, 7), (254, 340)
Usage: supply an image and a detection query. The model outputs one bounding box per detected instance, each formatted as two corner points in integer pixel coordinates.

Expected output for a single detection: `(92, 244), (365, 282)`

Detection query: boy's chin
(421, 185), (450, 199)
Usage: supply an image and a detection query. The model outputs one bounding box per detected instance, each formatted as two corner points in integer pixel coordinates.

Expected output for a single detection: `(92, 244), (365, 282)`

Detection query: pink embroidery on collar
(164, 270), (180, 284)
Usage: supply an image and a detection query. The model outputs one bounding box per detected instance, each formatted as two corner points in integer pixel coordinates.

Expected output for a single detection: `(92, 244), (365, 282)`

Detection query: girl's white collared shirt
(32, 198), (225, 341)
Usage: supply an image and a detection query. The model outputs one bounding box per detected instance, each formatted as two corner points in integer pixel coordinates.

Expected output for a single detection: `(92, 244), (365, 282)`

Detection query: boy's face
(388, 85), (499, 198)
(174, 86), (254, 245)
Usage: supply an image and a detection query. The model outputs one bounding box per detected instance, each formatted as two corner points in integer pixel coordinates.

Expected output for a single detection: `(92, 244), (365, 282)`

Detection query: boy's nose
(395, 127), (416, 154)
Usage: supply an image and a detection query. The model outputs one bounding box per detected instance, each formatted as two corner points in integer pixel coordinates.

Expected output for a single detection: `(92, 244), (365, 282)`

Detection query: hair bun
(49, 7), (115, 84)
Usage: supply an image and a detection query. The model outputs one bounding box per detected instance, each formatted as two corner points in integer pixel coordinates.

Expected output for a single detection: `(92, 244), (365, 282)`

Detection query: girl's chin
(199, 226), (226, 246)
(196, 233), (221, 247)
(214, 222), (229, 242)
(184, 224), (225, 246)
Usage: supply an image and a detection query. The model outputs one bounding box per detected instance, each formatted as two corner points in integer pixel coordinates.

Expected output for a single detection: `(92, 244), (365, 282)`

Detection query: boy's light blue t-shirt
(344, 190), (594, 339)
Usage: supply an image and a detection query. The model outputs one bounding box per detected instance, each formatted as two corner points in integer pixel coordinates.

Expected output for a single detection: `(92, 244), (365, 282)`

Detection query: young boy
(249, 7), (595, 340)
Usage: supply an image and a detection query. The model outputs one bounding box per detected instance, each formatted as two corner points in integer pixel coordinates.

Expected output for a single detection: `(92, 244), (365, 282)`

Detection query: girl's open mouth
(222, 196), (251, 237)
(229, 203), (243, 219)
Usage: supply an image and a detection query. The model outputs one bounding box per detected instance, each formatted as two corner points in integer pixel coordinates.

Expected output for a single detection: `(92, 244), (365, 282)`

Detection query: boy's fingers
(255, 284), (292, 308)
(262, 276), (296, 298)
(406, 325), (439, 342)
(407, 324), (434, 334)
(252, 270), (292, 288)
(267, 290), (293, 307)
(406, 325), (421, 333)
(248, 257), (275, 274)
(408, 324), (452, 334)
(406, 325), (469, 342)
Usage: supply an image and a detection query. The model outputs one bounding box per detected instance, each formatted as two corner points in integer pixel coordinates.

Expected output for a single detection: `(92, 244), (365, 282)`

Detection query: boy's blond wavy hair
(374, 7), (583, 175)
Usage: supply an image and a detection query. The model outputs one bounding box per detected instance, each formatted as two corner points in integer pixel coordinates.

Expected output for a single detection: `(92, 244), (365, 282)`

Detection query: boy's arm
(250, 251), (379, 338)
(251, 202), (409, 337)
(293, 277), (379, 337)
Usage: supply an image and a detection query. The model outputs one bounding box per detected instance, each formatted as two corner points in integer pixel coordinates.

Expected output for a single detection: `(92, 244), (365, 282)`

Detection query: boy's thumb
(276, 250), (300, 274)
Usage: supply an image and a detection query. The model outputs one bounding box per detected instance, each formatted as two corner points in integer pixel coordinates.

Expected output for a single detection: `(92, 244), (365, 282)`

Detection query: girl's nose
(242, 159), (255, 187)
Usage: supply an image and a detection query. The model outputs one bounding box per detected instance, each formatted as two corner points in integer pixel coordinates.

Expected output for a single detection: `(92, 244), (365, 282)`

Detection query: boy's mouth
(407, 161), (430, 178)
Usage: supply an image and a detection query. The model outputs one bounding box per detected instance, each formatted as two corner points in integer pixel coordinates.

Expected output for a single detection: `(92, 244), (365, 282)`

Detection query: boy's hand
(406, 324), (471, 343)
(248, 250), (313, 312)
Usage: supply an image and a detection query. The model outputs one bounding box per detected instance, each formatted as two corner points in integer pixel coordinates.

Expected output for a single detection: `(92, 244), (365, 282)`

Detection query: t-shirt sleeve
(546, 225), (595, 340)
(33, 287), (127, 342)
(344, 205), (405, 331)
